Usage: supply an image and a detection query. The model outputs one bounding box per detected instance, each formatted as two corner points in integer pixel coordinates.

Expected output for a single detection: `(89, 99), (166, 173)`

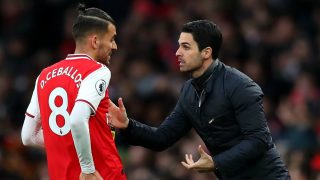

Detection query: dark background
(1, 0), (320, 179)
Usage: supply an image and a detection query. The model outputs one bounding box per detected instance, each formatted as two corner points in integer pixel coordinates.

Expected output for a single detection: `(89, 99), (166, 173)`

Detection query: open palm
(181, 145), (215, 173)
(108, 98), (129, 129)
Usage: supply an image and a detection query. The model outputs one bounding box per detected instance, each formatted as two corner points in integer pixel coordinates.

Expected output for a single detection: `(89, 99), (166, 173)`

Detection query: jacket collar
(191, 59), (222, 93)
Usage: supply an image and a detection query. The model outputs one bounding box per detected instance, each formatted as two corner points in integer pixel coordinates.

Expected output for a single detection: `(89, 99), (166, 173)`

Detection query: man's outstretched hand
(181, 145), (215, 173)
(108, 98), (129, 129)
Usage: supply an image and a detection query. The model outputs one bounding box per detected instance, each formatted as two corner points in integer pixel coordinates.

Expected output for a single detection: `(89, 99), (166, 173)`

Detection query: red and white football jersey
(25, 54), (126, 180)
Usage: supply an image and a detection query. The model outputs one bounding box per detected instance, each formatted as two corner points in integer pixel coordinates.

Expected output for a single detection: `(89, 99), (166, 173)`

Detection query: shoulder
(223, 65), (262, 94)
(94, 65), (111, 75)
(88, 61), (111, 76)
(85, 66), (111, 81)
(224, 65), (252, 84)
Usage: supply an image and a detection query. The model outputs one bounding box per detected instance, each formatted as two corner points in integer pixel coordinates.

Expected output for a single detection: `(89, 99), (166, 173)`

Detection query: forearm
(21, 115), (44, 147)
(121, 116), (191, 151)
(22, 77), (44, 147)
(70, 102), (95, 174)
(121, 119), (171, 151)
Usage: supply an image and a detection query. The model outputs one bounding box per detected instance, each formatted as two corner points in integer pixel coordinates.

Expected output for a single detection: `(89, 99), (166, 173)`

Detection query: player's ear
(90, 35), (100, 49)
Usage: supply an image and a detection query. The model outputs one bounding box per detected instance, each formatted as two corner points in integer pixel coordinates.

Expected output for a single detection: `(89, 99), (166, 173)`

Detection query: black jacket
(121, 60), (290, 179)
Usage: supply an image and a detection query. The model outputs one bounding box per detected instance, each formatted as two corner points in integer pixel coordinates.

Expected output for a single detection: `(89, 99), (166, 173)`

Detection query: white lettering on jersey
(40, 66), (82, 89)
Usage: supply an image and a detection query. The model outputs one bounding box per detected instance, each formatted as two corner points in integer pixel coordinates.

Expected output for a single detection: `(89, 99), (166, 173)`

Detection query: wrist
(210, 157), (215, 171)
(81, 165), (95, 174)
(124, 118), (130, 129)
(212, 157), (219, 172)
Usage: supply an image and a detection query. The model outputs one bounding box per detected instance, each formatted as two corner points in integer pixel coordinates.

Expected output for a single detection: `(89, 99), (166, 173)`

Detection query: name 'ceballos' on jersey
(26, 54), (125, 180)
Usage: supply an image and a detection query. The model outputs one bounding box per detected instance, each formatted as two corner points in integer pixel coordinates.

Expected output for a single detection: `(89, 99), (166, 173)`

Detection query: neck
(74, 46), (96, 60)
(191, 59), (214, 78)
(191, 60), (216, 93)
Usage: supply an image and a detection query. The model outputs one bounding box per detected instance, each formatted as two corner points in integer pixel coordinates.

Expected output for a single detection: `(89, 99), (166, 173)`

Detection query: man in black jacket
(109, 20), (290, 179)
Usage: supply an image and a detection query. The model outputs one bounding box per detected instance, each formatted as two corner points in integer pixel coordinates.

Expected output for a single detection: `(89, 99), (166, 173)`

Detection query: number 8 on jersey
(48, 87), (70, 136)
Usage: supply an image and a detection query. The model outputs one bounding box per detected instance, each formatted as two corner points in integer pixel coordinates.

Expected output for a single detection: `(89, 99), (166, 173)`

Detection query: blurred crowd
(1, 0), (320, 179)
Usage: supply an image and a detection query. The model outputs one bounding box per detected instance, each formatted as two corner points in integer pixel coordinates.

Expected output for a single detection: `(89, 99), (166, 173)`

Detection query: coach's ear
(201, 47), (212, 59)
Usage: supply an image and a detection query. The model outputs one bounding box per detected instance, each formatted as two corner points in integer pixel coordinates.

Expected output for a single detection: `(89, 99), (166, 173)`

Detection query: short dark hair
(72, 4), (115, 41)
(181, 20), (222, 60)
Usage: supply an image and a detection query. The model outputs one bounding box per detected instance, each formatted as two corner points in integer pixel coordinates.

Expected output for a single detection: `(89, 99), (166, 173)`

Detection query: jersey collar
(66, 54), (94, 61)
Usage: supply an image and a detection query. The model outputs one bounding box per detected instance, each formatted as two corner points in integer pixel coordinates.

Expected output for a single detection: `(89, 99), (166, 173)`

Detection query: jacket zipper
(197, 90), (205, 108)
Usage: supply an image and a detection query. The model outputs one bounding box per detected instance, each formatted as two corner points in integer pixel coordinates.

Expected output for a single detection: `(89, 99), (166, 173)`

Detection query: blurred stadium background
(1, 0), (320, 179)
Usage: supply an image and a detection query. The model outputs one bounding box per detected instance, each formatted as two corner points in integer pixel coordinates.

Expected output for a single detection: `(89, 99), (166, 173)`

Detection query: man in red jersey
(21, 4), (126, 180)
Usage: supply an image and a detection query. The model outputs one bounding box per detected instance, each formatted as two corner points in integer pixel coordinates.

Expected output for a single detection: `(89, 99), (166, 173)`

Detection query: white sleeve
(76, 67), (111, 114)
(69, 101), (95, 174)
(21, 77), (44, 147)
(70, 67), (110, 173)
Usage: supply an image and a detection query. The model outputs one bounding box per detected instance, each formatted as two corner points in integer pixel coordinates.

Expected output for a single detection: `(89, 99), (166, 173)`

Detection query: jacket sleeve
(120, 99), (192, 151)
(213, 76), (272, 176)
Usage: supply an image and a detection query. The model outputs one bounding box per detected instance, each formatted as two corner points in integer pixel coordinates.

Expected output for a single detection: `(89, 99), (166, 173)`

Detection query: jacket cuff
(212, 155), (226, 176)
(127, 118), (134, 129)
(120, 118), (134, 133)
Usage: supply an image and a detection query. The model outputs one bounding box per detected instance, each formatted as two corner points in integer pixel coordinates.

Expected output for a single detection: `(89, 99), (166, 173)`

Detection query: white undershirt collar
(66, 54), (94, 61)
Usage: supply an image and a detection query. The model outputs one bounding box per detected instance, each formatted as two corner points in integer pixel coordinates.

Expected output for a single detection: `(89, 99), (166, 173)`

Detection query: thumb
(198, 145), (205, 155)
(118, 97), (126, 111)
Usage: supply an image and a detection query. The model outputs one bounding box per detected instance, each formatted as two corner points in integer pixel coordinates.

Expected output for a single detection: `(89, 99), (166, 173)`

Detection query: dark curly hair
(72, 3), (115, 41)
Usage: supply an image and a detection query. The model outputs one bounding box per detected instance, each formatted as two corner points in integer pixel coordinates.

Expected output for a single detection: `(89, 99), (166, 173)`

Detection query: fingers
(109, 98), (126, 111)
(185, 154), (194, 164)
(118, 97), (126, 111)
(181, 154), (195, 170)
(181, 148), (214, 173)
(181, 161), (191, 169)
(106, 113), (112, 125)
(198, 145), (205, 155)
(181, 160), (201, 171)
(181, 160), (207, 172)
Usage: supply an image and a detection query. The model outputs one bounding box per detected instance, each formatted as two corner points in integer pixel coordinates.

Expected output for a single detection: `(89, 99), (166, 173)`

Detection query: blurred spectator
(2, 0), (320, 179)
